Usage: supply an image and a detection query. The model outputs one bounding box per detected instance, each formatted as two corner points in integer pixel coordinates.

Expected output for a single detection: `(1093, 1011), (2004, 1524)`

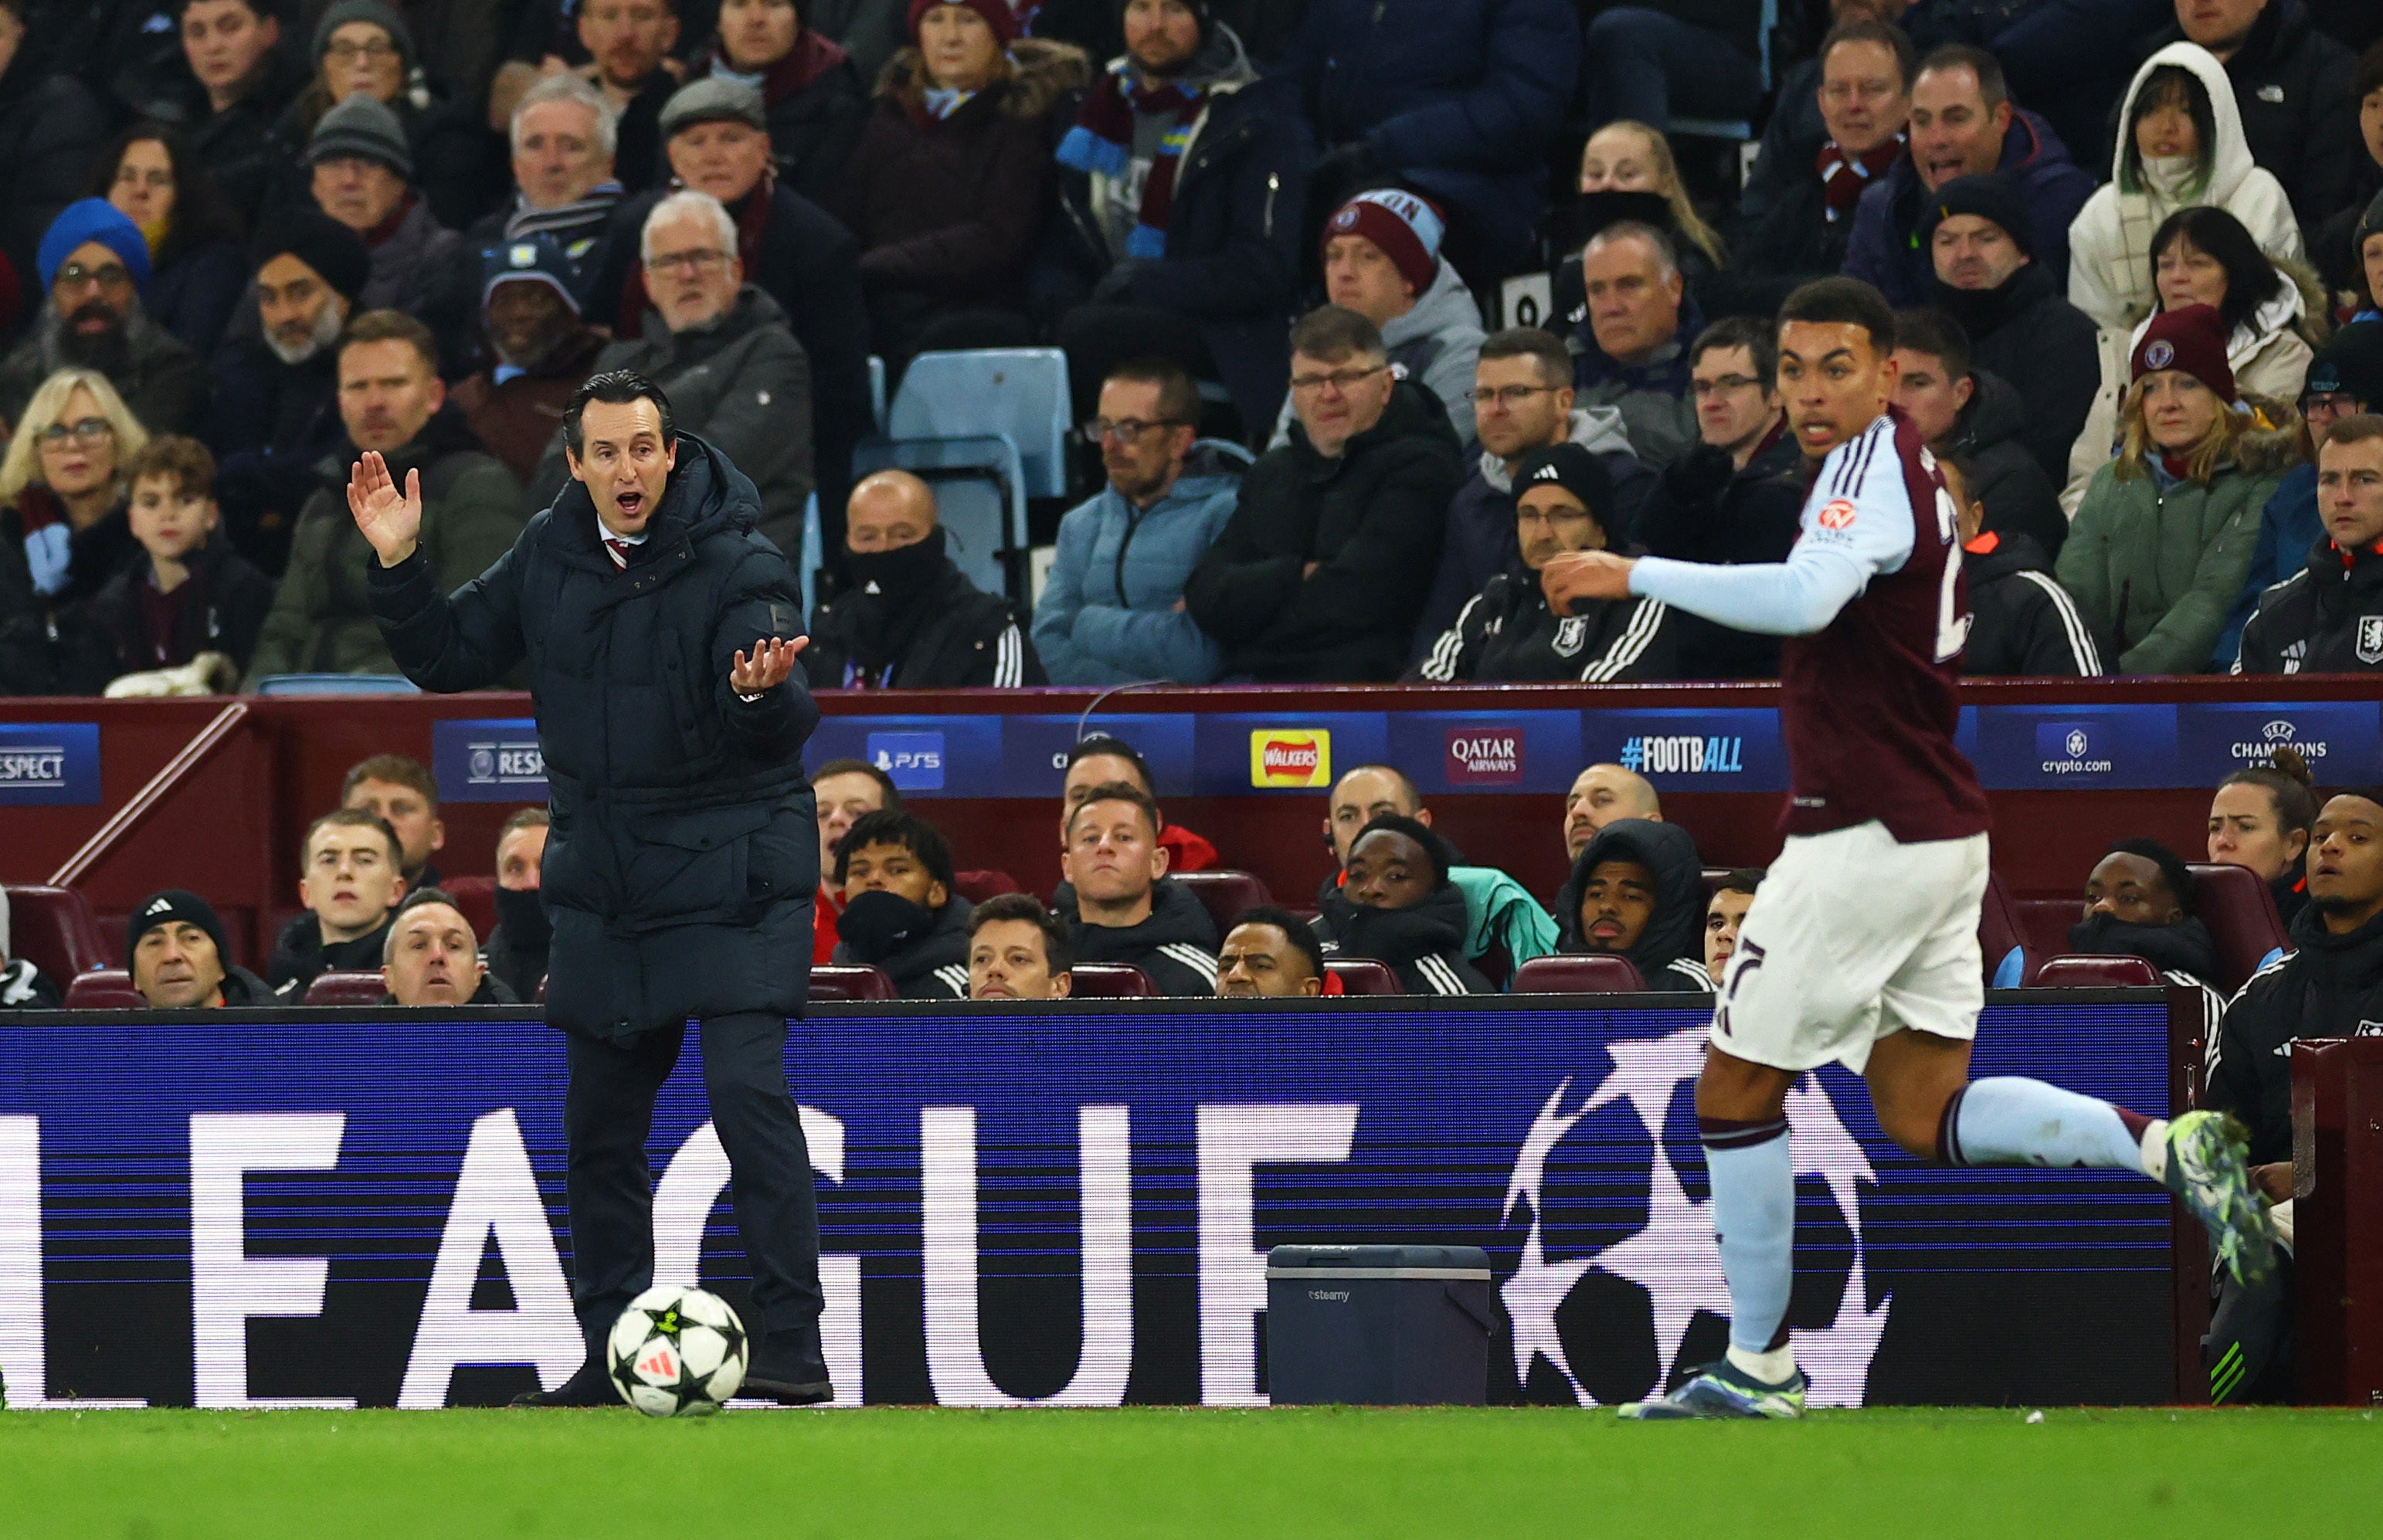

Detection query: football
(606, 1285), (750, 1417)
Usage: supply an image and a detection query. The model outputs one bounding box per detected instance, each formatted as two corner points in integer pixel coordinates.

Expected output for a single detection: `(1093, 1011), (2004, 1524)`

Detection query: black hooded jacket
(2205, 904), (2383, 1167)
(1052, 877), (1218, 997)
(2067, 910), (2231, 1046)
(482, 885), (552, 1004)
(803, 528), (1044, 689)
(1945, 369), (2069, 561)
(265, 913), (395, 995)
(1962, 529), (2108, 677)
(2236, 539), (2383, 677)
(368, 433), (822, 1041)
(1310, 882), (1490, 996)
(1553, 817), (1713, 991)
(1186, 379), (1465, 681)
(1631, 427), (1804, 680)
(831, 890), (974, 999)
(1935, 263), (2100, 490)
(1407, 558), (1672, 684)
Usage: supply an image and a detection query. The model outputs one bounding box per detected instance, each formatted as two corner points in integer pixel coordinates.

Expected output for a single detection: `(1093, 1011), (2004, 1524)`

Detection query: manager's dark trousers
(562, 1010), (827, 1371)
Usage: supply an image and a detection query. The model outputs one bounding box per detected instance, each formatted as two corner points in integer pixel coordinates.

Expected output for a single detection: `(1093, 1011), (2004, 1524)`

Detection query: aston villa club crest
(1552, 617), (1587, 657)
(2359, 616), (2383, 666)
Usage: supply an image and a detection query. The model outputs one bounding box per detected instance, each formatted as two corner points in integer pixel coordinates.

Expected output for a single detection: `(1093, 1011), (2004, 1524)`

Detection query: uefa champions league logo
(1499, 1028), (1889, 1406)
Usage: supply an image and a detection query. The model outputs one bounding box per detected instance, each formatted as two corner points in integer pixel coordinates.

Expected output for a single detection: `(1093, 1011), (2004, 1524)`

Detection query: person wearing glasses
(1407, 325), (1652, 660)
(0, 199), (202, 442)
(271, 1), (492, 231)
(535, 190), (814, 558)
(1628, 315), (1804, 680)
(1033, 356), (1247, 685)
(1185, 304), (1462, 681)
(0, 368), (150, 626)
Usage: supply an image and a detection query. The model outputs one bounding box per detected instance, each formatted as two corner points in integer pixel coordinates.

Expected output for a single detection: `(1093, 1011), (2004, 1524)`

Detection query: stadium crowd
(0, 0), (2375, 692)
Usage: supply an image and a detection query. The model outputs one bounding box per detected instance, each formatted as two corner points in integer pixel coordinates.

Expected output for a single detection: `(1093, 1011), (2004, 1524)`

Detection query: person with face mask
(2069, 839), (2229, 1036)
(802, 469), (1045, 688)
(483, 806), (553, 1001)
(828, 808), (973, 999)
(1553, 815), (1713, 990)
(1310, 815), (1489, 996)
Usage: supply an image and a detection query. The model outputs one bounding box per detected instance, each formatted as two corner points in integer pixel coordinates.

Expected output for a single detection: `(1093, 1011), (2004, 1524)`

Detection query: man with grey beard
(202, 207), (372, 576)
(450, 235), (607, 486)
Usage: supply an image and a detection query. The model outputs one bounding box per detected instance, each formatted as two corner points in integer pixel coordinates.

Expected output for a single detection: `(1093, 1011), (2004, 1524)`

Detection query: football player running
(1542, 278), (2272, 1420)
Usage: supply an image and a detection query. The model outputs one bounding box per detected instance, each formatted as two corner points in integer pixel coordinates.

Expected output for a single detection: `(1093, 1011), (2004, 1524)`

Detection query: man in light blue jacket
(1035, 357), (1248, 684)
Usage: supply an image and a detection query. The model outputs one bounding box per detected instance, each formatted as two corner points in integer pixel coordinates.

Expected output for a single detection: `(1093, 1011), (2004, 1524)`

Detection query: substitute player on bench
(1543, 278), (2272, 1420)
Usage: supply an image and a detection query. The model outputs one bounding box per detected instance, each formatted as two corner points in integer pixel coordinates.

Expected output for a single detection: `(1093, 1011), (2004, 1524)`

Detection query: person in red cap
(2057, 302), (2303, 674)
(836, 2), (1088, 363)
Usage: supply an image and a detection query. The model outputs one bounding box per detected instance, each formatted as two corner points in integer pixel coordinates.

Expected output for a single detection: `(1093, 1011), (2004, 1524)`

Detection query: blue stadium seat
(252, 674), (422, 697)
(850, 349), (1072, 601)
(796, 492), (823, 622)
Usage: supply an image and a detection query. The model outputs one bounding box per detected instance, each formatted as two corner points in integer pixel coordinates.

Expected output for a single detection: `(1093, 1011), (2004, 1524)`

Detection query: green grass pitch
(3, 1406), (2377, 1537)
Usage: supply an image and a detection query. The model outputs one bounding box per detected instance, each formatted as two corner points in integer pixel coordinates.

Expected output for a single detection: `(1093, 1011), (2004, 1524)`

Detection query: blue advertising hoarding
(0, 722), (100, 806)
(0, 996), (2176, 1409)
(429, 718), (545, 803)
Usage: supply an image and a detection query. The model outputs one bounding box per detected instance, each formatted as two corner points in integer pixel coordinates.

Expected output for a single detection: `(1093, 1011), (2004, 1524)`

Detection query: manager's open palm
(348, 451), (423, 568)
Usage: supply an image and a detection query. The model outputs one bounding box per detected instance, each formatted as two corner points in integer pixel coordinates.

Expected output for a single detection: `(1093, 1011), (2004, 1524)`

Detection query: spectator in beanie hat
(275, 0), (494, 229)
(124, 887), (277, 1008)
(1269, 188), (1482, 448)
(834, 0), (1088, 364)
(304, 94), (469, 342)
(2059, 304), (2304, 675)
(1920, 172), (2097, 487)
(693, 0), (871, 206)
(450, 233), (609, 486)
(0, 198), (202, 439)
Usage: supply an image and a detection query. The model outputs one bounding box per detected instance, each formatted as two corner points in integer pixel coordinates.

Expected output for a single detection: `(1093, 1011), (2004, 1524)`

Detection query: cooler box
(1265, 1244), (1493, 1405)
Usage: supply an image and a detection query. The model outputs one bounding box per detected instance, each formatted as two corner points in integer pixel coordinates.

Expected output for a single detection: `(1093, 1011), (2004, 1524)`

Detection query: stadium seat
(2011, 898), (2076, 960)
(63, 969), (144, 1009)
(305, 971), (387, 1005)
(1170, 870), (1275, 939)
(3, 885), (112, 986)
(2032, 955), (2164, 989)
(1066, 963), (1154, 997)
(2185, 864), (2292, 992)
(1980, 871), (2038, 988)
(810, 965), (895, 1002)
(851, 348), (1071, 600)
(251, 673), (422, 696)
(951, 870), (1020, 904)
(440, 876), (497, 941)
(1324, 958), (1397, 995)
(1511, 955), (1647, 993)
(796, 492), (824, 621)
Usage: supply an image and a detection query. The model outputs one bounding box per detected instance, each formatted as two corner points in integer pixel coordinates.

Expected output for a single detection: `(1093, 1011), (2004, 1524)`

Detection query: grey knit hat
(307, 92), (414, 179)
(660, 77), (767, 138)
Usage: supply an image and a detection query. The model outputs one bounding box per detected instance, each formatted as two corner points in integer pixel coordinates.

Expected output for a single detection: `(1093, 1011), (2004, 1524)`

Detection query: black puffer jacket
(1631, 427), (1804, 680)
(482, 888), (552, 1003)
(1961, 529), (2109, 677)
(803, 533), (1044, 690)
(2236, 538), (2383, 677)
(1311, 882), (1490, 996)
(830, 891), (974, 999)
(1053, 877), (1218, 997)
(1408, 561), (1672, 684)
(368, 435), (821, 1041)
(1936, 262), (2100, 490)
(1553, 816), (1712, 991)
(2205, 904), (2383, 1167)
(264, 913), (394, 996)
(1945, 370), (2070, 561)
(1186, 380), (1463, 681)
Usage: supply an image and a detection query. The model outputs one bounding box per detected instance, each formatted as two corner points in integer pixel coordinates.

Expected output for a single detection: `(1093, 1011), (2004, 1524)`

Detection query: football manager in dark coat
(358, 369), (833, 1406)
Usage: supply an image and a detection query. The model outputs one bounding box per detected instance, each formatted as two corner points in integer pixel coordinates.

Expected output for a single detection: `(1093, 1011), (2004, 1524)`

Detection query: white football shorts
(1711, 821), (1989, 1074)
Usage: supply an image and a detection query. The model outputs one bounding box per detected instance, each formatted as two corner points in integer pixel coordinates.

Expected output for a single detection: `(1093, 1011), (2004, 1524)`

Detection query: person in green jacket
(2056, 303), (2303, 676)
(243, 311), (524, 687)
(1319, 762), (1559, 979)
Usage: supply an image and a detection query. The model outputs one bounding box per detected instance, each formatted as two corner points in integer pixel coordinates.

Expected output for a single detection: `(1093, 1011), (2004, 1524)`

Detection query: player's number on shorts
(1714, 938), (1766, 1040)
(1932, 484), (1972, 663)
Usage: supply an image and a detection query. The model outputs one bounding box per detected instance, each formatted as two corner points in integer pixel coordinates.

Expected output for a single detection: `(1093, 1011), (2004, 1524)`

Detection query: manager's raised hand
(731, 636), (808, 694)
(348, 450), (424, 568)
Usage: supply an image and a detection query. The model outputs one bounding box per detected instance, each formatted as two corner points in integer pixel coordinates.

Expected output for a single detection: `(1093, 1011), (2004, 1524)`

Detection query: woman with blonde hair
(0, 368), (151, 609)
(2055, 305), (2301, 676)
(1577, 120), (1726, 269)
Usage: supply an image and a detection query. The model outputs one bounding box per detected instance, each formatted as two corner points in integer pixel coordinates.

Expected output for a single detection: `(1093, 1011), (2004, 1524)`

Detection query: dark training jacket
(1554, 816), (1713, 991)
(368, 436), (822, 1041)
(1409, 564), (1672, 684)
(2205, 905), (2383, 1166)
(1311, 882), (1492, 996)
(1053, 877), (1219, 997)
(2236, 540), (2383, 677)
(831, 892), (974, 999)
(803, 551), (1044, 690)
(1960, 530), (2109, 677)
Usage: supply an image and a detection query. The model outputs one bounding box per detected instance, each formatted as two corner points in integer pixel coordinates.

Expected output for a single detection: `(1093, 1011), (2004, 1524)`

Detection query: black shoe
(2205, 1253), (2293, 1404)
(510, 1357), (619, 1408)
(742, 1332), (835, 1405)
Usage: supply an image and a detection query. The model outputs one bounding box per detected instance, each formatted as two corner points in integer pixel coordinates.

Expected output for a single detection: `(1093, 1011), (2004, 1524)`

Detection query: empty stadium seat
(2011, 898), (2076, 960)
(2032, 955), (2164, 989)
(63, 969), (144, 1009)
(4, 885), (112, 985)
(305, 971), (388, 1006)
(951, 870), (1020, 904)
(1324, 959), (1397, 996)
(1170, 870), (1275, 939)
(1512, 955), (1648, 993)
(810, 965), (895, 1002)
(2185, 864), (2292, 992)
(1066, 963), (1154, 997)
(439, 876), (497, 941)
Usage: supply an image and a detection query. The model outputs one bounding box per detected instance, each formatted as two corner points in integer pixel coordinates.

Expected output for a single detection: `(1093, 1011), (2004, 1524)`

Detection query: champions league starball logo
(1499, 1029), (1889, 1406)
